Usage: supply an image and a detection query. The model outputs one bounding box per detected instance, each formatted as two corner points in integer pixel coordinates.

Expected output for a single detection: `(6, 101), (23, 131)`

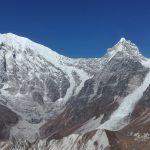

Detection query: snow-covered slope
(0, 33), (92, 109)
(0, 33), (91, 139)
(0, 33), (103, 141)
(100, 69), (150, 130)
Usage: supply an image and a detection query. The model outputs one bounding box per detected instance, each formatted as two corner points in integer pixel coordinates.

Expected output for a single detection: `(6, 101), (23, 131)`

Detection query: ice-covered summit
(119, 37), (126, 43)
(107, 37), (143, 60)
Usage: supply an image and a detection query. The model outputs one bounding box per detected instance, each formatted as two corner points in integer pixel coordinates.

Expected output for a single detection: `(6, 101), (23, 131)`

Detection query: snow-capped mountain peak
(0, 33), (64, 59)
(115, 37), (139, 53)
(119, 37), (126, 43)
(107, 37), (143, 60)
(0, 33), (150, 149)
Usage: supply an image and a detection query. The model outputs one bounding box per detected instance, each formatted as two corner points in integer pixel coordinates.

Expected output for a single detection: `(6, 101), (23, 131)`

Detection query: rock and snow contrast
(0, 33), (150, 150)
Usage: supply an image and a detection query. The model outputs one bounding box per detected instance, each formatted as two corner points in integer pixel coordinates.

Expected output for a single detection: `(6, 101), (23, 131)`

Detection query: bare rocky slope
(0, 33), (149, 150)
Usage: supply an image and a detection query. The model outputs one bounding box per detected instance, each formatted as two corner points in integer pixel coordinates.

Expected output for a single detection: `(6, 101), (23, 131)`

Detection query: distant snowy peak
(107, 37), (143, 60)
(119, 37), (126, 43)
(116, 37), (139, 51)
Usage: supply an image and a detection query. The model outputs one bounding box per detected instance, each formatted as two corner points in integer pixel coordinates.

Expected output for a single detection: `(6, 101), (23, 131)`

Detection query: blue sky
(0, 0), (150, 57)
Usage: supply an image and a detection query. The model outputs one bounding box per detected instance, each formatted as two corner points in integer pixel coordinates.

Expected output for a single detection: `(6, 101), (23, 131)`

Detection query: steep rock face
(0, 33), (98, 141)
(39, 39), (148, 139)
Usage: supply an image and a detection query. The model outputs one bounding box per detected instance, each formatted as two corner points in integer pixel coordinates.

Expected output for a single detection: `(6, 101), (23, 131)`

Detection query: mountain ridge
(1, 33), (148, 59)
(0, 33), (149, 150)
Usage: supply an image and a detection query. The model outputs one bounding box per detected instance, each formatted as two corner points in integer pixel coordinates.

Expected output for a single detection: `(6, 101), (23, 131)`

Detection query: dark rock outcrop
(0, 104), (19, 140)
